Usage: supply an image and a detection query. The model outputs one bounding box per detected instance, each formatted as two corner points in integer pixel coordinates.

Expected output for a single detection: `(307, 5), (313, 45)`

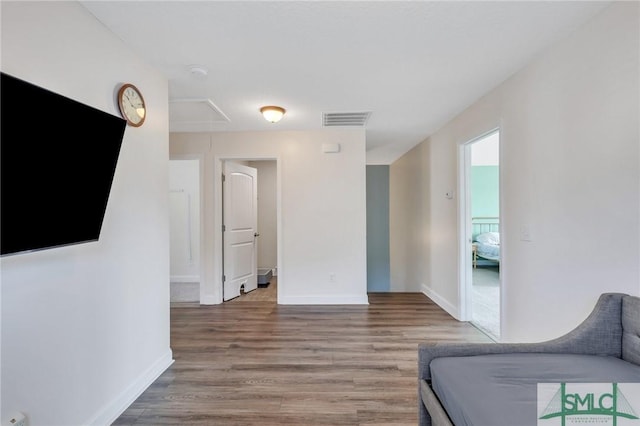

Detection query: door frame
(457, 128), (502, 335)
(211, 156), (281, 304)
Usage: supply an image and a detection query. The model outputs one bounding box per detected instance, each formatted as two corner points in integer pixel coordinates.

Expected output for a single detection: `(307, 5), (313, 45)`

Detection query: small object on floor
(257, 268), (272, 287)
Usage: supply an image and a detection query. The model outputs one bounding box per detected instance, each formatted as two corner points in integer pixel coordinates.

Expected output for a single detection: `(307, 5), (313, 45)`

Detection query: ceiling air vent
(322, 111), (371, 127)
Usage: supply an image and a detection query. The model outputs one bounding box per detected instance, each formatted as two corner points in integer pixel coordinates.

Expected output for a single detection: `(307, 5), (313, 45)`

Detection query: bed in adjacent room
(472, 217), (500, 266)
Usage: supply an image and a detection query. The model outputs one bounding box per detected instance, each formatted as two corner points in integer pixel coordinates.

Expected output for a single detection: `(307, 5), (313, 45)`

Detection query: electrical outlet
(329, 274), (336, 283)
(3, 412), (27, 426)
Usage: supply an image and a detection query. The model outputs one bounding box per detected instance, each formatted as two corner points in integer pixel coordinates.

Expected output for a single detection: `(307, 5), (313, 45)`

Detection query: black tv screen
(1, 72), (127, 256)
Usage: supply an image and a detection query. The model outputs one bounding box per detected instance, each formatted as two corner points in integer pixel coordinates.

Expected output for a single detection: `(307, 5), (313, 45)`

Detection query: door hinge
(222, 275), (226, 282)
(222, 174), (226, 182)
(222, 224), (226, 232)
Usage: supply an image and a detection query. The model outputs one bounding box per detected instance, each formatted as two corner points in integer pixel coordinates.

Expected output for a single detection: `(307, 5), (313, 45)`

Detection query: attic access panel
(169, 98), (230, 131)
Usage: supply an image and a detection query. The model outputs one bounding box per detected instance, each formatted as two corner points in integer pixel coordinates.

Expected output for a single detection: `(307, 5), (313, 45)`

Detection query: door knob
(254, 233), (260, 237)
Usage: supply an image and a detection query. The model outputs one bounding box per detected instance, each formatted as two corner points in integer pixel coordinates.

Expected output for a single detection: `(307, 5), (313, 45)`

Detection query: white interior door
(223, 161), (258, 301)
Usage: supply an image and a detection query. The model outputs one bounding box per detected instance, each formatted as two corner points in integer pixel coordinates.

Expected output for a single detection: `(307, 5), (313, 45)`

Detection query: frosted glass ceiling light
(260, 105), (286, 123)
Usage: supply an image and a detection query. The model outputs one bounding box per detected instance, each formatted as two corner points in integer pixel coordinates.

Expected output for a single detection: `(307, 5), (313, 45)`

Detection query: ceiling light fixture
(260, 105), (286, 123)
(188, 65), (208, 80)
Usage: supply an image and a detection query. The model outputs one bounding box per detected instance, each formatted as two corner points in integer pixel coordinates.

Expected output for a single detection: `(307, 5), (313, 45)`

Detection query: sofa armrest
(418, 292), (625, 381)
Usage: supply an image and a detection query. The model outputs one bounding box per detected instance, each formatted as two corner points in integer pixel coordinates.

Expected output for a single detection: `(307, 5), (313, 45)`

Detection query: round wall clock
(117, 83), (146, 127)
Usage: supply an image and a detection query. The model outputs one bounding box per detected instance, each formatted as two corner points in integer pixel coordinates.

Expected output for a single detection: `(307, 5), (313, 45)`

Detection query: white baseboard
(88, 349), (174, 426)
(200, 294), (218, 305)
(170, 282), (199, 302)
(421, 284), (461, 320)
(279, 294), (369, 305)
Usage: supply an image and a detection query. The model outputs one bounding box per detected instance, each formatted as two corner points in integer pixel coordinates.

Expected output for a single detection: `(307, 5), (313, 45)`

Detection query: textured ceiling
(82, 1), (611, 164)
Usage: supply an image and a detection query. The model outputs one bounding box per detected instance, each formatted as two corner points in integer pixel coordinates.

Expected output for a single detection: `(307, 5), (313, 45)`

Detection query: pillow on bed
(476, 232), (500, 245)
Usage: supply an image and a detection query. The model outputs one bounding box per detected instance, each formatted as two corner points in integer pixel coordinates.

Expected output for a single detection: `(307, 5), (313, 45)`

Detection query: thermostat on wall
(322, 143), (341, 153)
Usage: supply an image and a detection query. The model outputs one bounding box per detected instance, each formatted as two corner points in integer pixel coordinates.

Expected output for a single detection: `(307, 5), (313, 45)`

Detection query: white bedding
(475, 232), (500, 261)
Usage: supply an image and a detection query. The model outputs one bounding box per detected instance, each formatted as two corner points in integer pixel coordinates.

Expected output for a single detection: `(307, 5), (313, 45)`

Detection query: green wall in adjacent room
(471, 165), (499, 217)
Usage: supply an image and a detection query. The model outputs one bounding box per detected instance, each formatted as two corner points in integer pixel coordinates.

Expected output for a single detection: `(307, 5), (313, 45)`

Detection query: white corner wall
(389, 143), (430, 294)
(171, 130), (368, 305)
(1, 3), (172, 425)
(391, 2), (639, 342)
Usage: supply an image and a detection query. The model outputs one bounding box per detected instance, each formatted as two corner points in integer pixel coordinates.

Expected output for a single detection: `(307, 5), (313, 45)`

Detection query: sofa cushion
(622, 295), (640, 366)
(430, 353), (640, 426)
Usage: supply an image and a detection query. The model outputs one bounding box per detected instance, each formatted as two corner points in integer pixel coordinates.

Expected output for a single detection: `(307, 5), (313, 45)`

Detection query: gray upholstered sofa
(418, 292), (640, 426)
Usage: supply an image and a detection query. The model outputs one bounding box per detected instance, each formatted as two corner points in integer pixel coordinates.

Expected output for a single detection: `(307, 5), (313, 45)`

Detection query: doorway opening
(460, 130), (501, 340)
(221, 159), (278, 303)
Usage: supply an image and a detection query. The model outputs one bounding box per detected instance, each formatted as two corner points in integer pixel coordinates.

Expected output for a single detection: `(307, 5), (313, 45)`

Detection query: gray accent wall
(367, 165), (390, 292)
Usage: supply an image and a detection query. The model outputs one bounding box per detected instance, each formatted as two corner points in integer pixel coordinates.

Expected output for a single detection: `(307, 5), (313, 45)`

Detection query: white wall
(169, 159), (201, 282)
(391, 2), (639, 342)
(471, 132), (499, 166)
(171, 130), (368, 305)
(248, 161), (278, 272)
(169, 159), (201, 302)
(1, 3), (172, 425)
(389, 143), (430, 293)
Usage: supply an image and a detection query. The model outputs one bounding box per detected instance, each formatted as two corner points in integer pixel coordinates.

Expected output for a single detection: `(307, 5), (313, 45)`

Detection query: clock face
(117, 83), (146, 127)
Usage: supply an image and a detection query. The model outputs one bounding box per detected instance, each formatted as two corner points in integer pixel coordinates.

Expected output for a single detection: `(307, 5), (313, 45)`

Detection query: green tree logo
(539, 383), (639, 425)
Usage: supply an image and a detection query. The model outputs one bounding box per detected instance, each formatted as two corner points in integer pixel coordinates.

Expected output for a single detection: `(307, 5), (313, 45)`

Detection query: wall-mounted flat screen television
(1, 72), (127, 256)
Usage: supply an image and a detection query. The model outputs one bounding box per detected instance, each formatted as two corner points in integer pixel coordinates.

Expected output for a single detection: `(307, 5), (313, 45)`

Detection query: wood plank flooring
(114, 281), (491, 425)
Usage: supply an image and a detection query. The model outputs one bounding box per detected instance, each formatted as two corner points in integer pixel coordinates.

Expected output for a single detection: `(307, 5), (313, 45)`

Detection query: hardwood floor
(114, 283), (491, 425)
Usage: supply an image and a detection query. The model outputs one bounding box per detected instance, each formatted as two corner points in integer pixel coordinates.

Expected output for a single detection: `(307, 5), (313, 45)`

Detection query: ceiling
(81, 1), (610, 164)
